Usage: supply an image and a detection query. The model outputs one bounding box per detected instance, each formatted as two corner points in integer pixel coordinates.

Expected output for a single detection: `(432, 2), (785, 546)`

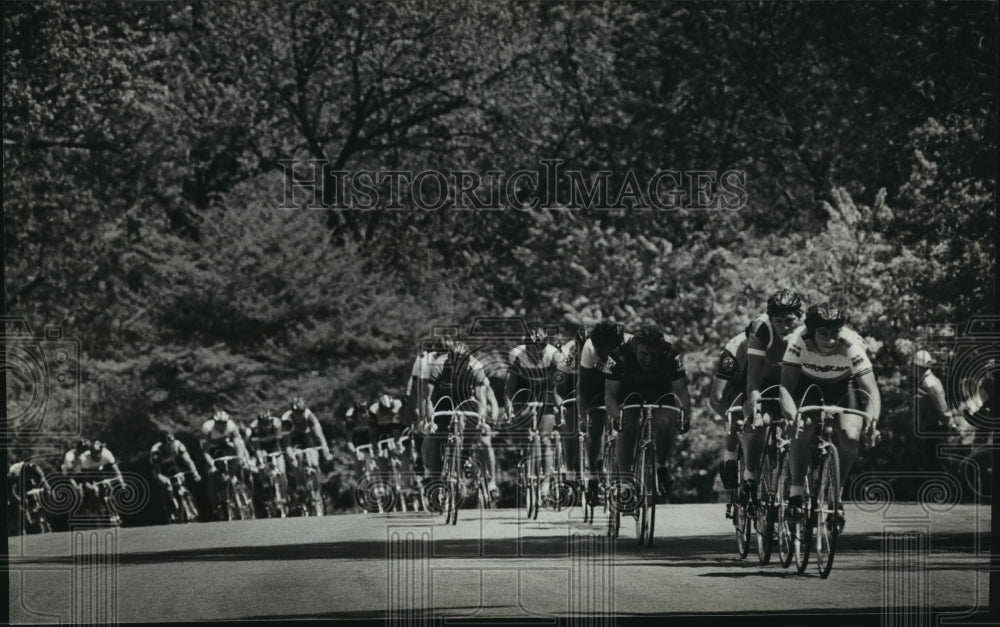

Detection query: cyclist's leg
(156, 472), (174, 518)
(615, 406), (639, 485)
(835, 413), (864, 491)
(538, 410), (557, 488)
(478, 429), (499, 496)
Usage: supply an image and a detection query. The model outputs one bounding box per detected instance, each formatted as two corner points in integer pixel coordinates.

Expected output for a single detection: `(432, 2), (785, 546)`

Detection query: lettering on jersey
(788, 345), (802, 358)
(720, 355), (736, 374)
(851, 354), (865, 367)
(802, 363), (850, 374)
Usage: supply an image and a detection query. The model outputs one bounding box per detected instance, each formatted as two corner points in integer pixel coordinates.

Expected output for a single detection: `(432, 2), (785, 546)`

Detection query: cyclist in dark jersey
(606, 324), (691, 499)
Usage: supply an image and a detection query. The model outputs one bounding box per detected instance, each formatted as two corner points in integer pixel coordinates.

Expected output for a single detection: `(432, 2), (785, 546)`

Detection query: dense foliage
(5, 1), (995, 518)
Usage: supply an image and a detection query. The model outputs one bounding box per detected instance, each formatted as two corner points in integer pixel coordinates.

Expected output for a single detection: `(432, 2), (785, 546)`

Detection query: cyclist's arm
(307, 410), (330, 456)
(921, 376), (953, 426)
(779, 364), (801, 422)
(577, 366), (601, 424)
(708, 376), (729, 418)
(179, 446), (199, 477)
(479, 382), (498, 422)
(671, 377), (691, 417)
(421, 380), (435, 429)
(745, 333), (768, 408)
(201, 437), (216, 469)
(855, 371), (881, 424)
(605, 378), (623, 425)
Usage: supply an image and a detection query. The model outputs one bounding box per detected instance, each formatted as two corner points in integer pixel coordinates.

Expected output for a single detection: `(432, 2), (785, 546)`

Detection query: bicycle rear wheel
(444, 445), (460, 525)
(776, 452), (794, 568)
(237, 482), (256, 520)
(756, 454), (775, 565)
(606, 448), (622, 540)
(529, 438), (542, 520)
(816, 450), (841, 579)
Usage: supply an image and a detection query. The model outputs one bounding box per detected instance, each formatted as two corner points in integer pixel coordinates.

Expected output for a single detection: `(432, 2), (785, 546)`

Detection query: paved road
(8, 503), (990, 623)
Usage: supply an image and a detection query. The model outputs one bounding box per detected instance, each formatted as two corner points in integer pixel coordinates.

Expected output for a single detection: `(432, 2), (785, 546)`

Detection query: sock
(790, 485), (804, 498)
(723, 450), (737, 462)
(745, 471), (756, 481)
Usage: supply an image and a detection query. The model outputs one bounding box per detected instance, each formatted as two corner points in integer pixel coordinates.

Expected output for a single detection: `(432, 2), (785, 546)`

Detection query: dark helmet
(591, 320), (624, 351)
(634, 324), (667, 350)
(89, 440), (105, 455)
(804, 304), (847, 333)
(74, 438), (91, 453)
(158, 430), (175, 443)
(257, 409), (273, 422)
(766, 289), (803, 317)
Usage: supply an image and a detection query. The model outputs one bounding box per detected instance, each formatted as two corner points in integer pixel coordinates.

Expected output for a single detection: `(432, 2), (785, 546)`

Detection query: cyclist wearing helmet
(709, 328), (750, 492)
(779, 304), (881, 524)
(77, 440), (125, 523)
(8, 460), (52, 528)
(504, 328), (565, 497)
(201, 410), (252, 516)
(150, 431), (201, 519)
(606, 324), (691, 500)
(742, 289), (803, 498)
(419, 342), (501, 500)
(60, 438), (91, 509)
(369, 394), (406, 441)
(577, 320), (632, 503)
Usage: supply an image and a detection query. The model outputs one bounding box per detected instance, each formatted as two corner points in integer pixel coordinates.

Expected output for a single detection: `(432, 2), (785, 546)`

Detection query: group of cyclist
(6, 290), (890, 535)
(708, 290), (881, 529)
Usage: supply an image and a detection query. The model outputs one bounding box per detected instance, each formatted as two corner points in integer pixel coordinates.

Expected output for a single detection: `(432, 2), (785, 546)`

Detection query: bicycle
(377, 437), (412, 512)
(582, 404), (607, 525)
(20, 487), (53, 534)
(550, 398), (576, 511)
(255, 451), (290, 518)
(517, 399), (544, 521)
(290, 446), (326, 517)
(355, 443), (391, 513)
(212, 455), (256, 521)
(724, 395), (752, 559)
(611, 394), (685, 547)
(747, 388), (789, 566)
(431, 398), (483, 525)
(87, 477), (123, 527)
(163, 471), (200, 524)
(396, 431), (426, 512)
(783, 388), (873, 579)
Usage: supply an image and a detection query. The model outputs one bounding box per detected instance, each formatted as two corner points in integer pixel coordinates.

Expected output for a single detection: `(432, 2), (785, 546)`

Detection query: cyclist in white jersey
(779, 304), (881, 524)
(577, 321), (632, 503)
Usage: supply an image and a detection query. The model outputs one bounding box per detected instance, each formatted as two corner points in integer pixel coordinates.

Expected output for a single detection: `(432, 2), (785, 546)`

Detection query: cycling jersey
(606, 336), (687, 403)
(783, 326), (873, 384)
(421, 351), (489, 406)
(249, 416), (286, 453)
(553, 340), (579, 375)
(746, 314), (797, 386)
(61, 450), (84, 474)
(77, 449), (118, 480)
(149, 440), (189, 470)
(202, 418), (242, 447)
(916, 369), (950, 432)
(715, 332), (749, 383)
(579, 333), (635, 373)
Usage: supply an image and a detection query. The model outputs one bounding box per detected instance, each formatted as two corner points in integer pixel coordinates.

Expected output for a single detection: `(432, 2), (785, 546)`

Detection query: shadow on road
(8, 529), (988, 567)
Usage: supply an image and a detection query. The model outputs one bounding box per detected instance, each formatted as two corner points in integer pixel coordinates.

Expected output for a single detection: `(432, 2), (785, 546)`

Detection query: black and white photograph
(5, 0), (997, 624)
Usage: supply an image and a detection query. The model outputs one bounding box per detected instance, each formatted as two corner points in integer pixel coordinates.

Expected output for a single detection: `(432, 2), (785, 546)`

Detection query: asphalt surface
(7, 502), (990, 623)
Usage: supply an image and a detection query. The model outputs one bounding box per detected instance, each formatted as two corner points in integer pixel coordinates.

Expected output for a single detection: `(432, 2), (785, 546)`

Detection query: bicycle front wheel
(734, 449), (750, 559)
(794, 473), (813, 574)
(816, 450), (841, 579)
(638, 443), (656, 548)
(756, 453), (775, 565)
(776, 452), (794, 568)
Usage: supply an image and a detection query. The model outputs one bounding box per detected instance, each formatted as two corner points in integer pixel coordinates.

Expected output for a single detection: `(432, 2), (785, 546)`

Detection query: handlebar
(797, 405), (872, 422)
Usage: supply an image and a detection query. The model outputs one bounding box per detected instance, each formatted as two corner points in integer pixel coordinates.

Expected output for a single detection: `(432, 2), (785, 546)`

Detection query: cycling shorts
(289, 431), (318, 450)
(793, 376), (853, 409)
